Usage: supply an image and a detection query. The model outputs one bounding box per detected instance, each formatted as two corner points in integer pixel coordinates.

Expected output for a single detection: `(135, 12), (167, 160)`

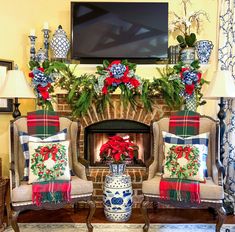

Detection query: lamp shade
(0, 70), (36, 98)
(203, 70), (235, 99)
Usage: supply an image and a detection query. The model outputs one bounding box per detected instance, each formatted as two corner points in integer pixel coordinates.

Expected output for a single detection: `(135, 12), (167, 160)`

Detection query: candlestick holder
(28, 35), (37, 61)
(42, 28), (51, 59)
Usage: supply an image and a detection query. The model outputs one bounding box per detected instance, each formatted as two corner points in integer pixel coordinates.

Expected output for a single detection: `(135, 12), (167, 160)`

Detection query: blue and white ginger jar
(50, 25), (70, 59)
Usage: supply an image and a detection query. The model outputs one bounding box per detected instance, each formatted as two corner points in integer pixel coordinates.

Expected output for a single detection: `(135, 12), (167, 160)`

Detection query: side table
(103, 174), (133, 222)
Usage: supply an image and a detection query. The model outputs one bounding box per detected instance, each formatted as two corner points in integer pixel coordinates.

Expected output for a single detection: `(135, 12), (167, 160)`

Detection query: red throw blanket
(27, 110), (71, 206)
(160, 110), (200, 203)
(32, 180), (71, 206)
(160, 178), (200, 203)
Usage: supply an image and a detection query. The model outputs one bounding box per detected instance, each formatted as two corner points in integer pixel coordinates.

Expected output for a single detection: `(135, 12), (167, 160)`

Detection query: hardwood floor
(18, 208), (235, 224)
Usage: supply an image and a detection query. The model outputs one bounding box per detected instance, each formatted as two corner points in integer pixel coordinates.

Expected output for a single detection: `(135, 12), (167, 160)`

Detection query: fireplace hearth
(84, 119), (150, 166)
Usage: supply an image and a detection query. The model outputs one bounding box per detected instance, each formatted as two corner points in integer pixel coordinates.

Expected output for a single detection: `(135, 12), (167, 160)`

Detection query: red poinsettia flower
(113, 152), (122, 162)
(185, 84), (195, 95)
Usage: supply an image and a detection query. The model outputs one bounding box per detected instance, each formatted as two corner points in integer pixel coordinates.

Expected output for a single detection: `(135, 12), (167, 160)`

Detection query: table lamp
(0, 69), (36, 118)
(204, 69), (235, 164)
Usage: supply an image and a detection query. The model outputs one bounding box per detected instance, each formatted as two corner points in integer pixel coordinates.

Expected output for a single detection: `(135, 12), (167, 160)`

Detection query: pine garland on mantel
(29, 59), (208, 116)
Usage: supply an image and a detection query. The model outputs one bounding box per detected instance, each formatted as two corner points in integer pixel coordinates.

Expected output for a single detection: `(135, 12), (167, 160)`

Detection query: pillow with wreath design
(163, 142), (207, 182)
(28, 140), (70, 184)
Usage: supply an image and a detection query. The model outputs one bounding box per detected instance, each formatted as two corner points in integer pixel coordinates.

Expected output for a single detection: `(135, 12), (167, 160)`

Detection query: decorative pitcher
(196, 40), (214, 64)
(50, 25), (70, 59)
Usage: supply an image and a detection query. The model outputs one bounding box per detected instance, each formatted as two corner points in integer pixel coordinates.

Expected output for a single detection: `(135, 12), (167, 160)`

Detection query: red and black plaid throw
(27, 110), (60, 139)
(169, 110), (200, 138)
(160, 110), (201, 203)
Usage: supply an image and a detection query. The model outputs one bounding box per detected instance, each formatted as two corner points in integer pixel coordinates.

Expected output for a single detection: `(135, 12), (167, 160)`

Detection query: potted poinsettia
(169, 0), (209, 64)
(99, 135), (138, 175)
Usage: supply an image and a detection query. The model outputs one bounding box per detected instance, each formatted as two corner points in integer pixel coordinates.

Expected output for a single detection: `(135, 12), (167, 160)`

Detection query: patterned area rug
(4, 223), (234, 232)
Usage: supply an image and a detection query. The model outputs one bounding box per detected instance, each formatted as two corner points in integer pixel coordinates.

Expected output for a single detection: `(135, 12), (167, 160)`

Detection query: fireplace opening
(84, 119), (150, 166)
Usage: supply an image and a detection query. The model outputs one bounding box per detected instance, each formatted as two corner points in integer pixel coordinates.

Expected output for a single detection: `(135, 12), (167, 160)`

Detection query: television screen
(71, 2), (168, 63)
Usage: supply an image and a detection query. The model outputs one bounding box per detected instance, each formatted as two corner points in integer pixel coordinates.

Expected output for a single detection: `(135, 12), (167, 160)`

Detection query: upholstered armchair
(9, 116), (95, 232)
(141, 115), (225, 232)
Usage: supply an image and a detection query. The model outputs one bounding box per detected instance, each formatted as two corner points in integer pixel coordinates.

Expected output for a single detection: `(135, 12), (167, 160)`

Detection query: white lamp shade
(0, 70), (36, 99)
(203, 70), (235, 99)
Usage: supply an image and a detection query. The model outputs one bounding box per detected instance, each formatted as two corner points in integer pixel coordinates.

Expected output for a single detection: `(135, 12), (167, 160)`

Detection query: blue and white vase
(196, 40), (214, 64)
(50, 25), (70, 59)
(180, 47), (195, 64)
(103, 172), (133, 222)
(109, 163), (126, 176)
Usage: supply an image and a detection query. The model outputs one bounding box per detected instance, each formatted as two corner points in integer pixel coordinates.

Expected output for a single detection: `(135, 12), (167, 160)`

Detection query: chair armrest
(73, 161), (88, 180)
(148, 159), (158, 180)
(216, 159), (225, 177)
(9, 161), (20, 189)
(77, 157), (89, 169)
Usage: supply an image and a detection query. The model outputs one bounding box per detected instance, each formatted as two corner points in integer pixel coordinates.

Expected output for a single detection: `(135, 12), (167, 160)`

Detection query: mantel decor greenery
(28, 59), (208, 116)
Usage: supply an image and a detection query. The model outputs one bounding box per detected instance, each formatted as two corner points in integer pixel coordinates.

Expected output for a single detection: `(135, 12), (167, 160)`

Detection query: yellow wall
(0, 0), (218, 176)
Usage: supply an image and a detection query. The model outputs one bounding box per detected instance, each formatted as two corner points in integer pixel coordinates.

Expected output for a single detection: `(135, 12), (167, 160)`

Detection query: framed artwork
(0, 59), (14, 112)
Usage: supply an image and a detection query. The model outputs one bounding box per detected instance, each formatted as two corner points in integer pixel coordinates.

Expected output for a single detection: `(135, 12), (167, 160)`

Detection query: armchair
(141, 115), (225, 232)
(9, 116), (95, 232)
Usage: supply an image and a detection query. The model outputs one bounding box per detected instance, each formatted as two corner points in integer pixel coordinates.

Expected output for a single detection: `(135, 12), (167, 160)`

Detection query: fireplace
(84, 119), (150, 166)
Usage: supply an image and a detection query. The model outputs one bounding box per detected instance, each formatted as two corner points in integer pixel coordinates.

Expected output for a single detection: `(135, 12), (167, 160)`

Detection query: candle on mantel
(30, 29), (35, 36)
(43, 22), (49, 30)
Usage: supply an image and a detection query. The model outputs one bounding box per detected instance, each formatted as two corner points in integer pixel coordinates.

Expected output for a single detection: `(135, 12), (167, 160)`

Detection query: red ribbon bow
(174, 146), (192, 160)
(40, 146), (58, 161)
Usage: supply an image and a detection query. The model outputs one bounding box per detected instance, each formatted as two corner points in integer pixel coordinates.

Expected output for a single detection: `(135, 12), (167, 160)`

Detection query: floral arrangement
(99, 135), (138, 163)
(173, 60), (208, 108)
(169, 0), (209, 48)
(96, 60), (140, 95)
(28, 60), (58, 110)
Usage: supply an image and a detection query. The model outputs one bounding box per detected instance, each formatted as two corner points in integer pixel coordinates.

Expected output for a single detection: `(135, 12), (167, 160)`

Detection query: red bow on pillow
(174, 146), (192, 160)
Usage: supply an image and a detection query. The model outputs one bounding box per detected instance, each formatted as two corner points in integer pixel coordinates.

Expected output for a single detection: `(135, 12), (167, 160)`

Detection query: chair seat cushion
(142, 175), (224, 200)
(12, 176), (93, 203)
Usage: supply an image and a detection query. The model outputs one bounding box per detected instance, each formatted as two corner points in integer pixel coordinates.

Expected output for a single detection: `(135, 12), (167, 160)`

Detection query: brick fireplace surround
(57, 94), (171, 208)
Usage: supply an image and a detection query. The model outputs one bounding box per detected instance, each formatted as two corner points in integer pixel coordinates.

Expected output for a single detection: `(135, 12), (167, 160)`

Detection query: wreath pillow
(19, 129), (67, 181)
(162, 131), (209, 177)
(163, 142), (207, 182)
(28, 140), (70, 184)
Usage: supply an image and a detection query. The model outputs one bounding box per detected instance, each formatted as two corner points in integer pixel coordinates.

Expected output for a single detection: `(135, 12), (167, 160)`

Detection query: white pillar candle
(43, 22), (49, 30)
(30, 29), (35, 36)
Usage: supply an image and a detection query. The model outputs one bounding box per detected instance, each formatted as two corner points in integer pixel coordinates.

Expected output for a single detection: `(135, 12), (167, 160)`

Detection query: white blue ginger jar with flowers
(103, 163), (133, 222)
(50, 25), (70, 59)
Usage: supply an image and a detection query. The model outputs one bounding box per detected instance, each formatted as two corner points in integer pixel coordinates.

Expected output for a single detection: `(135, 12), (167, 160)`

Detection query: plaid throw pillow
(162, 131), (209, 177)
(19, 129), (67, 181)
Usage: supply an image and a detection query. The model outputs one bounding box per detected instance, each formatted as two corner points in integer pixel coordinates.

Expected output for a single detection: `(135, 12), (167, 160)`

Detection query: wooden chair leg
(140, 199), (150, 232)
(215, 206), (226, 232)
(10, 210), (20, 232)
(86, 199), (96, 232)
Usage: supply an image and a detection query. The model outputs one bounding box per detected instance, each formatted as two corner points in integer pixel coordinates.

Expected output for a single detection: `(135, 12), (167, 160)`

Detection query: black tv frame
(70, 2), (169, 64)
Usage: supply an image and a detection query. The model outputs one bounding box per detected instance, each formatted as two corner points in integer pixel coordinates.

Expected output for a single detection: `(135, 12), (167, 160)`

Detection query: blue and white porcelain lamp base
(103, 172), (133, 222)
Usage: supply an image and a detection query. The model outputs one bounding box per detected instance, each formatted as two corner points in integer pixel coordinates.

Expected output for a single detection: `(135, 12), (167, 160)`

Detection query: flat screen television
(71, 2), (168, 64)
